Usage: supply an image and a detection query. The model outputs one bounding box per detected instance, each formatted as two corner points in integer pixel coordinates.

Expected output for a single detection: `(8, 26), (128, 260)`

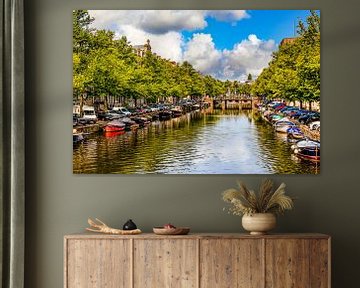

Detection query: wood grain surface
(66, 239), (131, 288)
(64, 233), (330, 288)
(133, 239), (198, 288)
(200, 238), (264, 288)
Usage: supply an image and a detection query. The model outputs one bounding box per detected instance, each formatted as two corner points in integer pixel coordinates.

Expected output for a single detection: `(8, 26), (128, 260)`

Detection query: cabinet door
(66, 239), (131, 288)
(309, 239), (330, 288)
(200, 239), (264, 288)
(134, 239), (198, 288)
(266, 239), (310, 287)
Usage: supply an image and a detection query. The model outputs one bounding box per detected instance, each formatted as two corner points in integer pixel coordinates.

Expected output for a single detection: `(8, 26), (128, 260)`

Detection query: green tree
(252, 10), (320, 108)
(72, 10), (227, 108)
(73, 10), (94, 53)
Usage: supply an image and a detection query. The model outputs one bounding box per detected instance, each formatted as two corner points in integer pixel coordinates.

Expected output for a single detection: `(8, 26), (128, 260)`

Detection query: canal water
(73, 109), (320, 174)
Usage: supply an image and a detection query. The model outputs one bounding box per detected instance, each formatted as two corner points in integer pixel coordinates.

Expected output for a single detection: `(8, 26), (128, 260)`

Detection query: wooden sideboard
(64, 233), (330, 288)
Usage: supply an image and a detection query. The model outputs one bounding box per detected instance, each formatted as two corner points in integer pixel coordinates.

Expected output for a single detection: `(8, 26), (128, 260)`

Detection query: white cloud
(89, 10), (208, 34)
(116, 25), (184, 62)
(222, 34), (276, 80)
(183, 33), (222, 75)
(89, 10), (248, 34)
(184, 33), (276, 80)
(206, 10), (249, 22)
(87, 10), (276, 80)
(138, 10), (207, 34)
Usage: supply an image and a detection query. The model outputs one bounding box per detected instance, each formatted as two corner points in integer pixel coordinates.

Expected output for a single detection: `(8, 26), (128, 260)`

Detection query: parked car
(299, 112), (320, 125)
(73, 114), (79, 126)
(81, 106), (97, 123)
(267, 101), (282, 108)
(309, 121), (320, 131)
(281, 107), (300, 115)
(290, 110), (309, 119)
(149, 104), (160, 112)
(112, 106), (131, 116)
(273, 103), (286, 111)
(97, 111), (121, 121)
(107, 110), (125, 119)
(126, 107), (139, 115)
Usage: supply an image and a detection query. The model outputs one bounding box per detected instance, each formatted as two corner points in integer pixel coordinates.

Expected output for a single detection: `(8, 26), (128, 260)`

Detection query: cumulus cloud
(138, 10), (207, 34)
(89, 10), (208, 34)
(89, 10), (248, 34)
(221, 34), (276, 80)
(116, 25), (184, 62)
(87, 10), (276, 80)
(184, 33), (276, 80)
(183, 33), (222, 75)
(206, 10), (249, 22)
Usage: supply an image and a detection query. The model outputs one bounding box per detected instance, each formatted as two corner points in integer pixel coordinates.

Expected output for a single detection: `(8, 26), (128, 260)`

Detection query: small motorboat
(104, 119), (126, 132)
(159, 110), (172, 120)
(121, 117), (139, 130)
(103, 130), (125, 137)
(171, 106), (183, 118)
(73, 129), (84, 144)
(152, 114), (160, 121)
(287, 126), (304, 139)
(291, 139), (320, 150)
(274, 120), (296, 133)
(132, 116), (151, 127)
(294, 146), (320, 162)
(269, 114), (283, 123)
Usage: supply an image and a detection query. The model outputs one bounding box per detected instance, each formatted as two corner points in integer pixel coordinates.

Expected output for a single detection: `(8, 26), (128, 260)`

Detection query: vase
(123, 219), (137, 230)
(242, 213), (276, 235)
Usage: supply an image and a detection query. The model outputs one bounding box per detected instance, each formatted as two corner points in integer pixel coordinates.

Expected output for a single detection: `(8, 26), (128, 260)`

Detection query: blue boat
(287, 126), (304, 139)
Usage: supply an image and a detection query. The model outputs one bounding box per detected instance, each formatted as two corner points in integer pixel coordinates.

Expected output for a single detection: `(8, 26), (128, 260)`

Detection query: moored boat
(274, 120), (296, 133)
(73, 129), (84, 144)
(287, 126), (304, 139)
(104, 119), (126, 132)
(269, 114), (283, 123)
(171, 106), (183, 118)
(121, 117), (140, 130)
(132, 116), (151, 127)
(159, 110), (172, 120)
(103, 130), (125, 137)
(294, 146), (320, 162)
(291, 139), (320, 150)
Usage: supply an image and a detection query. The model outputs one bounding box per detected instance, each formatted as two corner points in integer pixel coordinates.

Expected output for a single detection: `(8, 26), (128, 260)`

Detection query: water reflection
(73, 109), (320, 174)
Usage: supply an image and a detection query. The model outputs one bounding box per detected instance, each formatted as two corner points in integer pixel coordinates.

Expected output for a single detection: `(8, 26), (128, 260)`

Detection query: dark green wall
(25, 0), (360, 287)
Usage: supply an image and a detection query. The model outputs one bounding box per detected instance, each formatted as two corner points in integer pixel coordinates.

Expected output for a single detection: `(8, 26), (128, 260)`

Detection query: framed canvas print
(72, 10), (320, 174)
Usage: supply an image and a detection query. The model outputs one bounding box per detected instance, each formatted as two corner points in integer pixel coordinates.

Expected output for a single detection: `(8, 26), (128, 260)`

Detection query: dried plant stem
(86, 218), (142, 235)
(222, 179), (294, 216)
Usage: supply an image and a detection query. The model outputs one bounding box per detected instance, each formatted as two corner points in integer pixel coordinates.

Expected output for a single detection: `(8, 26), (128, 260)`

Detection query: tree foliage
(73, 10), (227, 108)
(252, 11), (320, 105)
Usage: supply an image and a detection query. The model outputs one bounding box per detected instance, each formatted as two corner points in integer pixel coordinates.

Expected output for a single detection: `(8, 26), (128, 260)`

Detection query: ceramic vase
(242, 213), (276, 235)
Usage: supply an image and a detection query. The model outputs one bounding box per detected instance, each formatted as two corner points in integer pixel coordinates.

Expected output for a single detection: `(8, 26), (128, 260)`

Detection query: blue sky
(89, 10), (315, 81)
(188, 10), (312, 50)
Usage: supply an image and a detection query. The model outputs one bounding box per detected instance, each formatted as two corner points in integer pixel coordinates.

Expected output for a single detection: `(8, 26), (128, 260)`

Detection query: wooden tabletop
(65, 232), (330, 240)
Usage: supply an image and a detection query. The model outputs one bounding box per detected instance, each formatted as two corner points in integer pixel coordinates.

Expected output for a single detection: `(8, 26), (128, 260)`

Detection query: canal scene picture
(73, 10), (320, 174)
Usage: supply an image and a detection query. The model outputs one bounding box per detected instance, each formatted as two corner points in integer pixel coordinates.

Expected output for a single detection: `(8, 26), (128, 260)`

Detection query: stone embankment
(299, 124), (320, 141)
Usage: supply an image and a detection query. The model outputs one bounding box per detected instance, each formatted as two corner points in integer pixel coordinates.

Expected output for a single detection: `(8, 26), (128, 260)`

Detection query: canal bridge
(205, 96), (260, 110)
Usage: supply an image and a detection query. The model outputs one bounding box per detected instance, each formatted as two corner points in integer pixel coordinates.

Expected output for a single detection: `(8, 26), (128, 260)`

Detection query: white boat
(73, 129), (84, 144)
(292, 139), (321, 162)
(291, 139), (320, 150)
(274, 120), (296, 133)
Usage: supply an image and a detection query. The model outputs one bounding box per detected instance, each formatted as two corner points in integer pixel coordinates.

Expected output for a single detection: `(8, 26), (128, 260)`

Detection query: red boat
(104, 120), (126, 132)
(104, 131), (125, 137)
